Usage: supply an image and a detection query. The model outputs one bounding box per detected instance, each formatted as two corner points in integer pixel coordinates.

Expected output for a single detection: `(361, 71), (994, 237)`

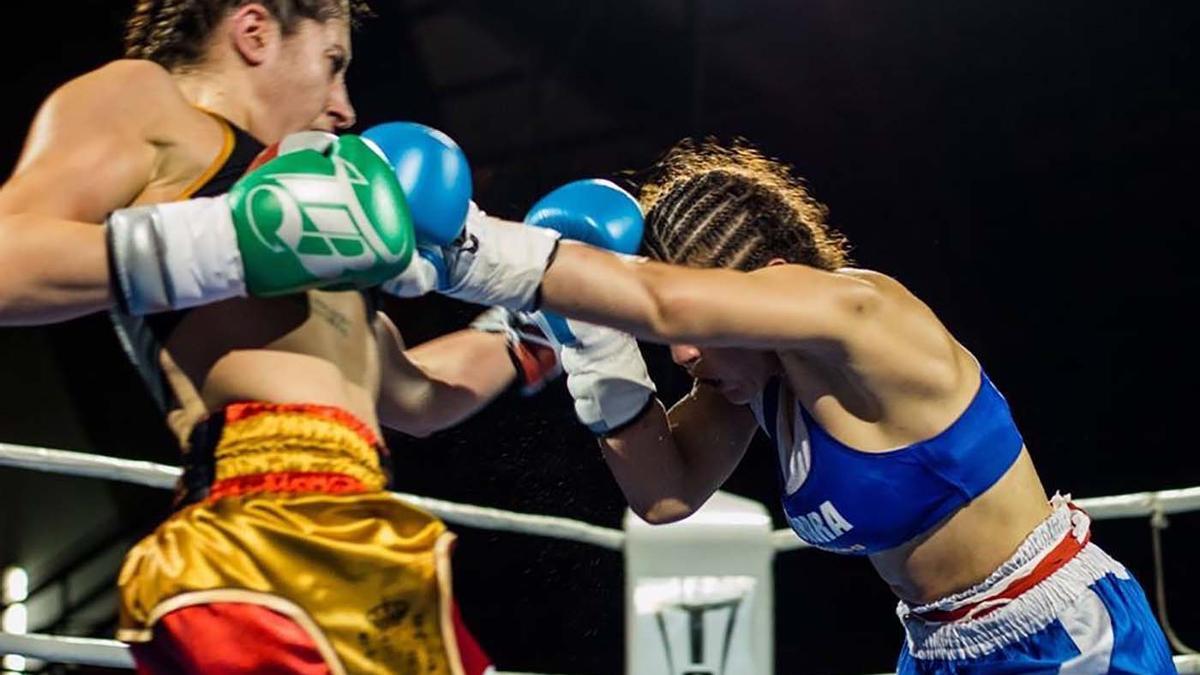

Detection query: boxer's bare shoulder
(4, 59), (228, 219)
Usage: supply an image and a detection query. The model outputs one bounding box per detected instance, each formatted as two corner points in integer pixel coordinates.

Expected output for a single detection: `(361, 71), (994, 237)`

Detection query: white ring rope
(4, 442), (1200, 672)
(6, 442), (1200, 554)
(9, 441), (1200, 552)
(0, 633), (567, 675)
(0, 633), (132, 668)
(772, 486), (1200, 552)
(0, 443), (180, 489)
(4, 633), (1200, 674)
(0, 443), (624, 551)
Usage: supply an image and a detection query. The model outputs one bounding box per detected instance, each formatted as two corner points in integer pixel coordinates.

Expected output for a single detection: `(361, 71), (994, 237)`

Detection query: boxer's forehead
(318, 15), (352, 58)
(312, 16), (352, 78)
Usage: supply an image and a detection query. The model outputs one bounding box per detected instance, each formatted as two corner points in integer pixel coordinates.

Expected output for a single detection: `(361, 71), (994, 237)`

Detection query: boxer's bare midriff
(869, 448), (1052, 604)
(159, 290), (382, 447)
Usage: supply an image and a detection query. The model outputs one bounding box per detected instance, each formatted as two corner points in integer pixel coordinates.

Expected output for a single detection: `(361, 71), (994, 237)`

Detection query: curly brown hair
(640, 139), (850, 272)
(124, 0), (372, 70)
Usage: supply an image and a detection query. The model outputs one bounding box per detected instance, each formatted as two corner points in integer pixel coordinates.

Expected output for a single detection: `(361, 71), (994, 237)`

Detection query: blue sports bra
(749, 370), (1024, 555)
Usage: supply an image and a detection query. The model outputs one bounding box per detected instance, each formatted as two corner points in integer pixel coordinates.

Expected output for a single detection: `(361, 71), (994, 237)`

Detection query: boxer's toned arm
(374, 314), (518, 438)
(600, 382), (758, 523)
(542, 243), (881, 349)
(0, 61), (175, 325)
(540, 243), (955, 379)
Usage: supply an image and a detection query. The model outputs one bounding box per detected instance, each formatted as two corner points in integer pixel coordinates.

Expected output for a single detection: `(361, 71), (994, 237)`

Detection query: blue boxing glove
(364, 121), (465, 295)
(367, 122), (560, 309)
(523, 178), (646, 346)
(520, 179), (657, 435)
(525, 179), (644, 255)
(363, 122), (471, 246)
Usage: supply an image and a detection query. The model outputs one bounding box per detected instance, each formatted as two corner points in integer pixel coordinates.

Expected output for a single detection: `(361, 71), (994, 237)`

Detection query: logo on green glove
(244, 155), (407, 278)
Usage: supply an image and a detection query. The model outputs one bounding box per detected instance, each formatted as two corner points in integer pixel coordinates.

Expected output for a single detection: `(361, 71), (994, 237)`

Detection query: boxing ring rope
(0, 633), (133, 669)
(2, 442), (1199, 674)
(0, 633), (557, 675)
(0, 443), (624, 551)
(2, 631), (1197, 675)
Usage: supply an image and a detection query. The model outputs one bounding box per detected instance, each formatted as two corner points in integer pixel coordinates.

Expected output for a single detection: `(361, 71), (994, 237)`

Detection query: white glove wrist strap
(443, 205), (560, 311)
(107, 197), (246, 315)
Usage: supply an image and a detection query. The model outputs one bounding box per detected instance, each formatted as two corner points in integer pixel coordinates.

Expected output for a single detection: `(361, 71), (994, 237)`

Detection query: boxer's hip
(173, 401), (394, 506)
(117, 402), (490, 674)
(896, 495), (1174, 673)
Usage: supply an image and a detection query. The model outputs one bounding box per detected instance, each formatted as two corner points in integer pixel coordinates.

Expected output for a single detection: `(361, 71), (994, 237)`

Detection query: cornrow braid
(641, 139), (850, 272)
(124, 0), (372, 70)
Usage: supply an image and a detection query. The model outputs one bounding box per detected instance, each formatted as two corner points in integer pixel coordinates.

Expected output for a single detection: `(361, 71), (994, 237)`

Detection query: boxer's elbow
(382, 414), (438, 439)
(400, 424), (436, 439)
(377, 380), (440, 438)
(635, 497), (700, 525)
(625, 473), (709, 525)
(0, 233), (15, 314)
(383, 408), (454, 439)
(0, 223), (50, 323)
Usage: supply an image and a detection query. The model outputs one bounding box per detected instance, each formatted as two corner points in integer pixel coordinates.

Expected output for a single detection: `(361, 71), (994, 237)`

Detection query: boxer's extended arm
(540, 243), (956, 380)
(374, 314), (518, 438)
(600, 381), (758, 523)
(0, 61), (171, 325)
(542, 243), (882, 349)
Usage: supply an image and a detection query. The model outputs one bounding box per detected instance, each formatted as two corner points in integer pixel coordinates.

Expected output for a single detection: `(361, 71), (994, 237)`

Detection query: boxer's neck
(172, 67), (276, 145)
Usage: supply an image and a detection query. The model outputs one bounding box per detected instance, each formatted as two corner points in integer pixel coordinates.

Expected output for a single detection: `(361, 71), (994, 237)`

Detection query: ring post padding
(624, 490), (773, 675)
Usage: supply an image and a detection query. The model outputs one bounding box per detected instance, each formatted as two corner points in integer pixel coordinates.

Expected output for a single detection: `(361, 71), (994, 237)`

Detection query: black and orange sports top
(110, 113), (378, 410)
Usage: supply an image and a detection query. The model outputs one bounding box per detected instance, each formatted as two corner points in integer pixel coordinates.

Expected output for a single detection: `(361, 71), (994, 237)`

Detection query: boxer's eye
(326, 45), (349, 77)
(329, 54), (347, 76)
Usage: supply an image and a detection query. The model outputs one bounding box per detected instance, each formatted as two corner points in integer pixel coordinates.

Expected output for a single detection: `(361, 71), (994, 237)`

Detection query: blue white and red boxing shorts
(896, 496), (1176, 674)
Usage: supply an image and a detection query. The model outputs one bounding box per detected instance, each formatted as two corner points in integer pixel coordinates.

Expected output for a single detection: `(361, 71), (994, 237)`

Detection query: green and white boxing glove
(108, 132), (417, 315)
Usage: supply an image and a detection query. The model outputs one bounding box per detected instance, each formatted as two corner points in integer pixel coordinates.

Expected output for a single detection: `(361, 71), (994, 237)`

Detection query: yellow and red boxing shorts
(117, 402), (491, 675)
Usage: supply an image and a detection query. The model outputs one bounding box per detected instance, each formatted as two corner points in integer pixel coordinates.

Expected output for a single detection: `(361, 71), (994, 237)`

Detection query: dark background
(1, 1), (1198, 673)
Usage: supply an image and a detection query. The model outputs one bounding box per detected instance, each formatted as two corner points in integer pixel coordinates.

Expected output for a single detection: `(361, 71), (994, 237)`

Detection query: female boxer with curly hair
(454, 138), (1178, 673)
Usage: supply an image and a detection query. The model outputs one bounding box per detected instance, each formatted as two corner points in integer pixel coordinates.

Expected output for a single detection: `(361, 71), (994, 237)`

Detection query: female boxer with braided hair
(399, 136), (1175, 672)
(639, 141), (847, 273)
(0, 2), (551, 672)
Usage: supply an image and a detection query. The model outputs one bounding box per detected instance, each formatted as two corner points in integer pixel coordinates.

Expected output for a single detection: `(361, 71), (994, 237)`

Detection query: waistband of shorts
(897, 494), (1129, 661)
(176, 402), (393, 508)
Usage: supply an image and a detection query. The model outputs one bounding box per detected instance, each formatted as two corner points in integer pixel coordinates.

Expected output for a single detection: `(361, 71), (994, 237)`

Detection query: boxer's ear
(229, 3), (279, 67)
